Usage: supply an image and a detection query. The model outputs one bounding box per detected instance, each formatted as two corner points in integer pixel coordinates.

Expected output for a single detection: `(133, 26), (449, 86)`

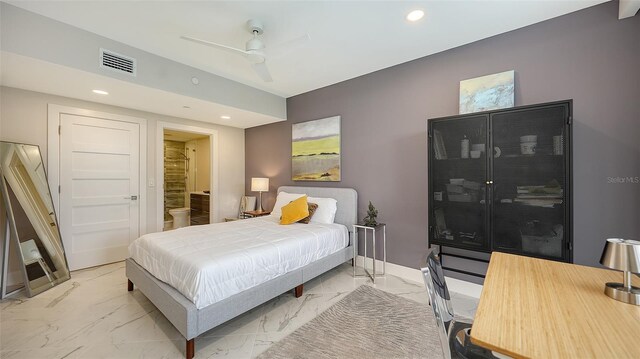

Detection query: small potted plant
(362, 201), (379, 227)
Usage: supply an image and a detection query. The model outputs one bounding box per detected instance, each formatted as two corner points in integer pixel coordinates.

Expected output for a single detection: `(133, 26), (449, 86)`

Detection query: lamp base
(604, 282), (640, 305)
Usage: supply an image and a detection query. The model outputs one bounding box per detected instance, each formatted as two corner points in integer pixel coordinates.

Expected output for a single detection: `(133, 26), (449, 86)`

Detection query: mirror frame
(0, 141), (70, 297)
(2, 206), (18, 298)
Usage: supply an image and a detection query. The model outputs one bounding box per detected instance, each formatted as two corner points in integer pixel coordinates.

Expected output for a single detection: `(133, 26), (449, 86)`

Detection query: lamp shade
(600, 238), (640, 273)
(251, 177), (269, 192)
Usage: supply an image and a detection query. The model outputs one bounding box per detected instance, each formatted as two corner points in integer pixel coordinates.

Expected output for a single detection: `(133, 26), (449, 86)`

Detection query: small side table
(353, 223), (386, 283)
(243, 210), (272, 218)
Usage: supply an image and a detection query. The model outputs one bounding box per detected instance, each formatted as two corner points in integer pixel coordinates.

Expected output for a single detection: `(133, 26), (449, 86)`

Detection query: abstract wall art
(459, 70), (515, 114)
(292, 116), (341, 181)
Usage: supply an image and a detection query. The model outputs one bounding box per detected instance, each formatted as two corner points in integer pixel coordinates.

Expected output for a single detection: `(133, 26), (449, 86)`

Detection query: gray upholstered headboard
(277, 186), (358, 231)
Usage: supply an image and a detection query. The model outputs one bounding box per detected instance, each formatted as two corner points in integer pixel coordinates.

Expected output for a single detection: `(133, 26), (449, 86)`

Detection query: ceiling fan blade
(269, 33), (310, 59)
(252, 62), (273, 82)
(180, 35), (249, 57)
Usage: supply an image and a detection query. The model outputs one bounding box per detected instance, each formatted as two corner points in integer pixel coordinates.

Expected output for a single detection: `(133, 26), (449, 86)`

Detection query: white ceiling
(1, 52), (283, 129)
(7, 0), (607, 98)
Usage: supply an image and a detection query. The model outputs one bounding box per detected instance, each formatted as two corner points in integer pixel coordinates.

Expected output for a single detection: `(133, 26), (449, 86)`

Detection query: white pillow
(271, 191), (306, 216)
(307, 196), (338, 224)
(271, 192), (338, 224)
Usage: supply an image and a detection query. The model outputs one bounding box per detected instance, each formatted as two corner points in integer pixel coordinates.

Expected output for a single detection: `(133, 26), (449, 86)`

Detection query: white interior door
(59, 114), (140, 270)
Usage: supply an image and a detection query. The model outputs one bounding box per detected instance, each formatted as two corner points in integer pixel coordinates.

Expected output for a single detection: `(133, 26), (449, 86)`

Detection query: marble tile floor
(0, 261), (478, 359)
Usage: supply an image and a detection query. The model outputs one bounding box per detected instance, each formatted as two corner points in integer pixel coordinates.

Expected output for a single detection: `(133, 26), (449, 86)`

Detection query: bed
(125, 186), (357, 359)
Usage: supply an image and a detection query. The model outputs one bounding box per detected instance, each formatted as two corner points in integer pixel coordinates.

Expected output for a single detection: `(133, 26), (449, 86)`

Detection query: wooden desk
(471, 252), (640, 359)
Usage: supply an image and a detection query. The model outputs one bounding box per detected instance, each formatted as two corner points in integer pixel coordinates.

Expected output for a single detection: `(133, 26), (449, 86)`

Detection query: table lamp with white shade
(251, 177), (269, 212)
(600, 238), (640, 305)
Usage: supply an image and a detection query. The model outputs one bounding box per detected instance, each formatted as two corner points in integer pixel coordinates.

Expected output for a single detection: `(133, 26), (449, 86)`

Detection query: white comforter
(129, 216), (348, 309)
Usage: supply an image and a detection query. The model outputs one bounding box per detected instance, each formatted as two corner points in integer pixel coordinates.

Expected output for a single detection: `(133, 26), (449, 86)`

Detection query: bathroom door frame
(156, 122), (219, 231)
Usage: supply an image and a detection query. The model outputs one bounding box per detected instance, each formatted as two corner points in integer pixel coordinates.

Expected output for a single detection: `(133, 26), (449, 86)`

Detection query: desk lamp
(600, 238), (640, 305)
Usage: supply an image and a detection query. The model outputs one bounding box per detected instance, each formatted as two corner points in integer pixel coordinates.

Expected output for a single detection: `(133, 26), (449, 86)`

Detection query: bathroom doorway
(156, 122), (219, 232)
(163, 130), (211, 230)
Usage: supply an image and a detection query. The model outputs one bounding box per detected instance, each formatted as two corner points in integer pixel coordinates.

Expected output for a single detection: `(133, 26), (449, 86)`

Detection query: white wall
(0, 86), (246, 234)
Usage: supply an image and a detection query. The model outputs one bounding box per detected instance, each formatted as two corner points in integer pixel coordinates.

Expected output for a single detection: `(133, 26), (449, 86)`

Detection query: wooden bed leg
(294, 284), (303, 298)
(127, 279), (134, 292)
(186, 338), (195, 359)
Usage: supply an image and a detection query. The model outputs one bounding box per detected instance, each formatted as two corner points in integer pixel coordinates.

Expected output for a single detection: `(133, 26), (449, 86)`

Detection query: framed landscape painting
(459, 70), (515, 114)
(292, 116), (341, 181)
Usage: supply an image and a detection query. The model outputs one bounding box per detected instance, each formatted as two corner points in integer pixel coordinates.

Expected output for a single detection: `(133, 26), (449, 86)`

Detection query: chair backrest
(421, 248), (456, 359)
(20, 239), (43, 264)
(238, 196), (256, 217)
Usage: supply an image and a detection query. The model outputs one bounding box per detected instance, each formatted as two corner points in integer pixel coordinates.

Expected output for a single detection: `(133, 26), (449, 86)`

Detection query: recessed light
(220, 115), (231, 120)
(191, 77), (200, 85)
(406, 9), (424, 22)
(92, 89), (109, 95)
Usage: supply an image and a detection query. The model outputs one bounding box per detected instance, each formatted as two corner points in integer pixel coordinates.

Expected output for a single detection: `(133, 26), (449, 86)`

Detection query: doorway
(48, 105), (147, 271)
(163, 130), (211, 230)
(156, 122), (219, 232)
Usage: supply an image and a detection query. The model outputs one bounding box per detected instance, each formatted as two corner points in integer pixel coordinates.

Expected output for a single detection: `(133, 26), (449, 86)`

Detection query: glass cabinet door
(490, 104), (569, 260)
(429, 115), (489, 251)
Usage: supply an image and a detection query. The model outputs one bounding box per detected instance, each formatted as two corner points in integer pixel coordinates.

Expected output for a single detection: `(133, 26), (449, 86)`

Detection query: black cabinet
(428, 100), (572, 263)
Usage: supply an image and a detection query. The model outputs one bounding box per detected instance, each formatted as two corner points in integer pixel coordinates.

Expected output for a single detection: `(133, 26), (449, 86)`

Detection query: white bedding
(129, 216), (348, 309)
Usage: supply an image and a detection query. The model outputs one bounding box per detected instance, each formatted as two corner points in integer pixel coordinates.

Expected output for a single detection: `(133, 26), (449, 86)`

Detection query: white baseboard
(356, 255), (483, 299)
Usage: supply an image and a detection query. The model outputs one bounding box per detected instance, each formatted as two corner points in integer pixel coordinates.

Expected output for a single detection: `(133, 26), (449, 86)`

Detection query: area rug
(257, 285), (444, 359)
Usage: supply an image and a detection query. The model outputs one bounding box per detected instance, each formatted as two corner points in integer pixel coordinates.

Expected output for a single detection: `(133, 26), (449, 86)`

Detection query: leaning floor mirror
(0, 141), (70, 297)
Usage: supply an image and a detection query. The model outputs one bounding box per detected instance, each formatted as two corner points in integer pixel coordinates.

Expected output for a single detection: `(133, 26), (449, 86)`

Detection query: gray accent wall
(245, 2), (640, 279)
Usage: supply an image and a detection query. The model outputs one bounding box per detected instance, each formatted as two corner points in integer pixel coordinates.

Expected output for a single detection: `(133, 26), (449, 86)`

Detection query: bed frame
(125, 186), (357, 359)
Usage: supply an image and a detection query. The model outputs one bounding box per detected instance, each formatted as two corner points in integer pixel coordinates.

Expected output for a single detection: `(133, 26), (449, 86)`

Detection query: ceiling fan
(181, 19), (309, 83)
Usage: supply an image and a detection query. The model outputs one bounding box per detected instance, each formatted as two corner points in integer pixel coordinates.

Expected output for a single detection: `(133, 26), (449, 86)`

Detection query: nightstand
(243, 210), (272, 218)
(353, 223), (386, 283)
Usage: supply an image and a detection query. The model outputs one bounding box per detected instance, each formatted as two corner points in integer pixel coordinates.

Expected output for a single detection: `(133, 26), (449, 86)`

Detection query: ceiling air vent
(100, 48), (136, 76)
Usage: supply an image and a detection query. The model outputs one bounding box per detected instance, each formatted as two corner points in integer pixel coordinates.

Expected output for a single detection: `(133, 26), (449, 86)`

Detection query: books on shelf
(446, 184), (465, 194)
(516, 185), (563, 196)
(446, 179), (482, 203)
(433, 129), (447, 160)
(449, 193), (478, 202)
(514, 180), (563, 207)
(517, 194), (563, 199)
(513, 198), (563, 208)
(463, 180), (481, 191)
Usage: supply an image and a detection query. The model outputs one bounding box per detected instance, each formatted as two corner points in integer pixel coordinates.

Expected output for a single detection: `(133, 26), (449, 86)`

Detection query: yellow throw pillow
(280, 195), (310, 225)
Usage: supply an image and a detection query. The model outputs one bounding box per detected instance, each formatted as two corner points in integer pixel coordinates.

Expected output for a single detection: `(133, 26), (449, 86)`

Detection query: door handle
(124, 195), (138, 200)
